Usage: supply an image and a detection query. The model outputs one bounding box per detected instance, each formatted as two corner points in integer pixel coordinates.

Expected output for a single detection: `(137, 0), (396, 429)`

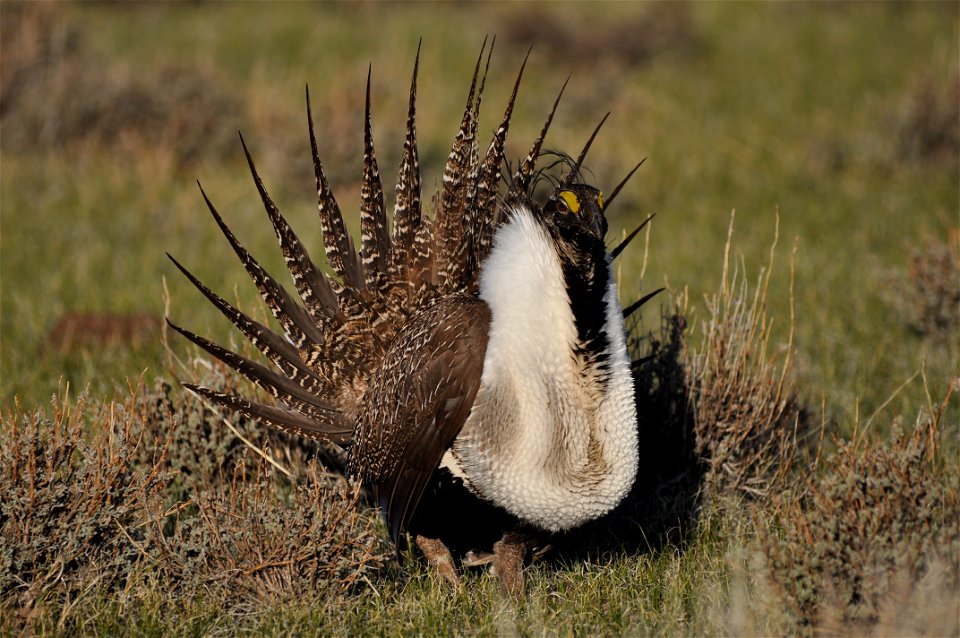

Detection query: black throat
(548, 225), (612, 368)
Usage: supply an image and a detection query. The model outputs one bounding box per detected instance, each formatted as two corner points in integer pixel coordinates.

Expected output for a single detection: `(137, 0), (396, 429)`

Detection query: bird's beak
(585, 208), (605, 239)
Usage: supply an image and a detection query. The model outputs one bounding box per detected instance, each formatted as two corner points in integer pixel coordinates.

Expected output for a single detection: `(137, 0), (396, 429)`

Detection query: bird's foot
(462, 550), (496, 567)
(415, 535), (459, 588)
(491, 534), (529, 598)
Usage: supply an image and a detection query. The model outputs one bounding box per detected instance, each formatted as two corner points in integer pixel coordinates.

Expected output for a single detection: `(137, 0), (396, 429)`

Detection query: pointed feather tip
(166, 251), (191, 278)
(365, 63), (373, 111)
(622, 287), (666, 319)
(164, 316), (192, 341)
(513, 74), (570, 192)
(563, 111), (611, 187)
(605, 157), (647, 211)
(237, 130), (261, 179)
(610, 213), (656, 261)
(411, 39), (421, 85)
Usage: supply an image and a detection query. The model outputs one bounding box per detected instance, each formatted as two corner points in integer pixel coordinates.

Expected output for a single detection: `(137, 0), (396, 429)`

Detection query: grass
(1, 2), (958, 635)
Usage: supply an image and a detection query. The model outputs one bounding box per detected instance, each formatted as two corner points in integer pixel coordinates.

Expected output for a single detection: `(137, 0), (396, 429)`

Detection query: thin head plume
(604, 158), (646, 211)
(560, 111), (610, 188)
(610, 213), (656, 261)
(512, 75), (569, 197)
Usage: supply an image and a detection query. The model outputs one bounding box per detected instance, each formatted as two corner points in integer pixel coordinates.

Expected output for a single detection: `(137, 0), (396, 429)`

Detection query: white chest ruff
(446, 207), (639, 532)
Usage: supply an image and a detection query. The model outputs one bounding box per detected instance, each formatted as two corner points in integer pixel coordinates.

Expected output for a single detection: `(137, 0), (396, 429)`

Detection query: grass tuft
(686, 216), (805, 500)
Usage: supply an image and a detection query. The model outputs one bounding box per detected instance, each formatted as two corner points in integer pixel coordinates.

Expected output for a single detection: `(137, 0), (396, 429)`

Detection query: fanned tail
(197, 183), (324, 350)
(240, 132), (342, 324)
(168, 42), (642, 469)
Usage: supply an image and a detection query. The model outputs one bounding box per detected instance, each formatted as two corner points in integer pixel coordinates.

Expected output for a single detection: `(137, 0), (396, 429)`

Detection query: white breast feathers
(446, 205), (639, 532)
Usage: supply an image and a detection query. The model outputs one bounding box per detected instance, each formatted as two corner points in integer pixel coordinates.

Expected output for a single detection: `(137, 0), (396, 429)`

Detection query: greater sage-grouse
(168, 43), (656, 594)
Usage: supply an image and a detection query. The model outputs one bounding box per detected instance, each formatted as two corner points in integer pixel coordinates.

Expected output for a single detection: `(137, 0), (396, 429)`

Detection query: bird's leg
(414, 535), (459, 588)
(491, 532), (530, 597)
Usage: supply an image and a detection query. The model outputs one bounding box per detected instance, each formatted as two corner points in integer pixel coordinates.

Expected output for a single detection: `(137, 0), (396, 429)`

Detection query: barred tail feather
(197, 182), (324, 349)
(434, 38), (487, 292)
(168, 320), (337, 423)
(238, 133), (343, 324)
(390, 42), (423, 286)
(307, 87), (364, 290)
(472, 48), (529, 273)
(166, 253), (326, 398)
(510, 76), (569, 201)
(360, 66), (389, 286)
(184, 383), (352, 445)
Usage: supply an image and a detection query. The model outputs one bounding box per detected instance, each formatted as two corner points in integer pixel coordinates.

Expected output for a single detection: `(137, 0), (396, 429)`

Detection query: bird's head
(540, 183), (608, 251)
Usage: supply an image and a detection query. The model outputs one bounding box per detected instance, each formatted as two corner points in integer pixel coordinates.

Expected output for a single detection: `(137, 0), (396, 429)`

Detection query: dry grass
(686, 215), (806, 500)
(1, 216), (956, 634)
(0, 383), (170, 630)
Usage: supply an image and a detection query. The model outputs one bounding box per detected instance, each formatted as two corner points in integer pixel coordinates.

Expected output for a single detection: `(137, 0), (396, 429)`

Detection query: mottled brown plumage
(169, 44), (657, 593)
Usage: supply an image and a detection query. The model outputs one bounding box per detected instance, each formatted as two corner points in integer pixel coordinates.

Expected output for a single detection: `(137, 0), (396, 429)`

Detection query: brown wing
(350, 294), (491, 543)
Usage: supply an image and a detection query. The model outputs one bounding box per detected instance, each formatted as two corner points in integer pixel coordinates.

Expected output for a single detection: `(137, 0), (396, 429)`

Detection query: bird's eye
(597, 191), (604, 210)
(557, 190), (581, 215)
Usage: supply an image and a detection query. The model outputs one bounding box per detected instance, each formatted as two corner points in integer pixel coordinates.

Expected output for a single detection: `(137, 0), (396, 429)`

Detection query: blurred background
(1, 2), (957, 435)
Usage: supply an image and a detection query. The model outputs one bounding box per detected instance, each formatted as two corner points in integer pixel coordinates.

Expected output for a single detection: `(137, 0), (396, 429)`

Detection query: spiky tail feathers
(167, 45), (648, 453)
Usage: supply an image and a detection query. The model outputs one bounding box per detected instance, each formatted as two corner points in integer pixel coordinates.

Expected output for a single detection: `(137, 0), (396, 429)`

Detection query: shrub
(763, 388), (960, 635)
(0, 385), (170, 628)
(0, 376), (387, 634)
(888, 229), (960, 340)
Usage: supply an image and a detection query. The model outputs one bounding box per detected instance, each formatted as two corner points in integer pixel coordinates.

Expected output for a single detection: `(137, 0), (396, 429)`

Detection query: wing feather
(351, 295), (491, 542)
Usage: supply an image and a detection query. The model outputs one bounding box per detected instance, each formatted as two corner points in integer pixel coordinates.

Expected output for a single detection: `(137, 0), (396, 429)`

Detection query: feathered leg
(415, 535), (459, 588)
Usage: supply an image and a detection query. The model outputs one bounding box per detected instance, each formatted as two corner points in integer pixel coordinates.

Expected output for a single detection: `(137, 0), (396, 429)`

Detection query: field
(1, 2), (958, 635)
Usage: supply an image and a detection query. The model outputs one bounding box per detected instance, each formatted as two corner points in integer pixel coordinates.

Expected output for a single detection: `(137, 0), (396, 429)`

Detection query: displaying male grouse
(168, 43), (653, 594)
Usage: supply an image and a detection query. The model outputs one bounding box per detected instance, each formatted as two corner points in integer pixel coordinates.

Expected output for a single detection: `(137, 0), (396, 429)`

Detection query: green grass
(1, 2), (957, 635)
